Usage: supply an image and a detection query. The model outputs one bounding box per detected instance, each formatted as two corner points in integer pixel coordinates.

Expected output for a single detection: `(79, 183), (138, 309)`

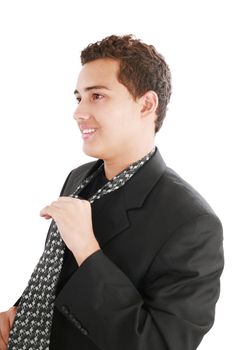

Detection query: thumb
(8, 307), (17, 328)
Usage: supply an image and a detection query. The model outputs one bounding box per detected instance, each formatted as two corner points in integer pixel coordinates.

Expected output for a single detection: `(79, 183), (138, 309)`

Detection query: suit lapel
(89, 147), (167, 247)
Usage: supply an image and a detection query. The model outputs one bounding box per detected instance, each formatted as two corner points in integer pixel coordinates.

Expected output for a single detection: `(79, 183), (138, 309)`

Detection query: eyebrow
(74, 85), (110, 95)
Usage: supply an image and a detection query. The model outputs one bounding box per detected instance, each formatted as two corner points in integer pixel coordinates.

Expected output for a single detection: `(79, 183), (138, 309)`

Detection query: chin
(82, 144), (102, 160)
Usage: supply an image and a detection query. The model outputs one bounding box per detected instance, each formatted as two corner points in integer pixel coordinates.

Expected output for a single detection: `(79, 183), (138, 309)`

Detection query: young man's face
(73, 58), (149, 160)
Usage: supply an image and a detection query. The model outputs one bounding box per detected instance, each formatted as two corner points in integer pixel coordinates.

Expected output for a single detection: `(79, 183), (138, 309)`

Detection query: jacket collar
(75, 147), (166, 248)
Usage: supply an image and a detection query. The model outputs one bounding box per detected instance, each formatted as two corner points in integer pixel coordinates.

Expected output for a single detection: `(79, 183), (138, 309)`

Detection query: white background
(0, 0), (232, 348)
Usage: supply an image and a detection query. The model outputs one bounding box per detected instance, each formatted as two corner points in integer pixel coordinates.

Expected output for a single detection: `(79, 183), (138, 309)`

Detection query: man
(0, 34), (224, 350)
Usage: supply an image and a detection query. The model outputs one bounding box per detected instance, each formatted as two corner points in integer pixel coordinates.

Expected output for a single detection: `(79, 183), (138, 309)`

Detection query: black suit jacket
(15, 148), (224, 350)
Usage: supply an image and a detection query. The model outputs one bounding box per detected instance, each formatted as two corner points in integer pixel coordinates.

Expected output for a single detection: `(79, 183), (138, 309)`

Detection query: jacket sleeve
(13, 170), (73, 308)
(54, 213), (224, 350)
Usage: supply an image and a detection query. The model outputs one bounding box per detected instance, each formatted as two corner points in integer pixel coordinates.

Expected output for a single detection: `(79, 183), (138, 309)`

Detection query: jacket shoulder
(158, 166), (220, 221)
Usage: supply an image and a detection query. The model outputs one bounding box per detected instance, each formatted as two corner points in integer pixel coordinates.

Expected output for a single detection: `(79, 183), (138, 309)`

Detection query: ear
(139, 90), (159, 117)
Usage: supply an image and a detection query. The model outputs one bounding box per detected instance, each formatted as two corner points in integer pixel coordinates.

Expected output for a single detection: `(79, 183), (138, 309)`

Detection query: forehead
(76, 58), (120, 92)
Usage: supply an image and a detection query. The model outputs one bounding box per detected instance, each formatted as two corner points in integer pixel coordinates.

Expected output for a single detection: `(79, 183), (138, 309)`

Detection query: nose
(73, 104), (91, 122)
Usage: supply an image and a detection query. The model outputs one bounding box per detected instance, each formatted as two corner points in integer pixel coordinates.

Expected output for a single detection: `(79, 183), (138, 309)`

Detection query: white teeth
(82, 128), (96, 134)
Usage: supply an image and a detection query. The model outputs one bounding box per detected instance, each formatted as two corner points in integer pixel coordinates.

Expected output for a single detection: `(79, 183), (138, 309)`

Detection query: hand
(40, 196), (100, 265)
(0, 307), (17, 350)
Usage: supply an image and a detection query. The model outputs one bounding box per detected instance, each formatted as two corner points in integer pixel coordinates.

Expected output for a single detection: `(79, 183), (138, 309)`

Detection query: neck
(103, 143), (155, 181)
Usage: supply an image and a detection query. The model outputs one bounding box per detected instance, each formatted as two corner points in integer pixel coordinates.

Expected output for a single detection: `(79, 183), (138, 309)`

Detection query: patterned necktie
(7, 146), (156, 350)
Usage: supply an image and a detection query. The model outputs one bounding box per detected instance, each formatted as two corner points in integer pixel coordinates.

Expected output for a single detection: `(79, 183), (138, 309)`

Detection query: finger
(58, 196), (75, 201)
(40, 199), (62, 214)
(0, 336), (7, 350)
(40, 209), (52, 218)
(41, 214), (52, 219)
(40, 205), (62, 221)
(8, 308), (17, 328)
(40, 206), (55, 217)
(58, 196), (84, 202)
(40, 210), (52, 219)
(40, 198), (79, 217)
(0, 324), (9, 347)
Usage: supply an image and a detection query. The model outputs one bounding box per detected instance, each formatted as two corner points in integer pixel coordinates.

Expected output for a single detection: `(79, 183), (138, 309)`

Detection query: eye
(75, 93), (104, 104)
(92, 93), (104, 101)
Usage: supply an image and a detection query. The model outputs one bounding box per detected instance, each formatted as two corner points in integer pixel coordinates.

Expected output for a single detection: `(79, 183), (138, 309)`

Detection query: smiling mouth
(81, 129), (97, 140)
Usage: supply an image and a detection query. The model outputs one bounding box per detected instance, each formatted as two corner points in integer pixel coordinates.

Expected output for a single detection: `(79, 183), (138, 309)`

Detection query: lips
(79, 125), (98, 131)
(81, 129), (97, 140)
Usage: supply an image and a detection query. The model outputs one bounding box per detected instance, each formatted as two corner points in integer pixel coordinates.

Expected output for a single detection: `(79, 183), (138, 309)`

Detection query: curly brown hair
(80, 34), (172, 134)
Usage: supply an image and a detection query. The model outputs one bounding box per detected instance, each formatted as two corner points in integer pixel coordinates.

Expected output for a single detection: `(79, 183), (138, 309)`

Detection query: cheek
(96, 101), (133, 135)
(106, 115), (127, 134)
